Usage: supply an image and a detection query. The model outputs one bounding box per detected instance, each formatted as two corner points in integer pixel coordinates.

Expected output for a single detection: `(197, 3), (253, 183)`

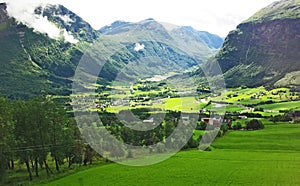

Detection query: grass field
(256, 100), (300, 111)
(45, 123), (300, 186)
(212, 87), (296, 105)
(107, 96), (205, 113)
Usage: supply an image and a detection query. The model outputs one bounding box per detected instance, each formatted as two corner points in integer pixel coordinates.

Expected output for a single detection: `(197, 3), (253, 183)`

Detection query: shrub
(196, 121), (207, 130)
(245, 119), (264, 130)
(233, 122), (242, 130)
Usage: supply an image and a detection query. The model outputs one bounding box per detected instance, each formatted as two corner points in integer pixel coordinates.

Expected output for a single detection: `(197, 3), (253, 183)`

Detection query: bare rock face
(0, 3), (8, 24)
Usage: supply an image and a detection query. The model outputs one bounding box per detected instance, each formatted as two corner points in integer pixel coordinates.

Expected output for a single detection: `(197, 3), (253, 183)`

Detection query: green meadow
(45, 123), (300, 186)
(256, 100), (300, 111)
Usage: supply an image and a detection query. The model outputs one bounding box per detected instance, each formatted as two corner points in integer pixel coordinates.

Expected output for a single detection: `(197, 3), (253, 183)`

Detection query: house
(238, 115), (248, 120)
(201, 117), (222, 126)
(143, 118), (154, 123)
(181, 116), (189, 120)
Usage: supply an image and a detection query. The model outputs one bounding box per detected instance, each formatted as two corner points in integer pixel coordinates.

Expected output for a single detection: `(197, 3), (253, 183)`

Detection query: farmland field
(45, 123), (300, 186)
(255, 100), (300, 111)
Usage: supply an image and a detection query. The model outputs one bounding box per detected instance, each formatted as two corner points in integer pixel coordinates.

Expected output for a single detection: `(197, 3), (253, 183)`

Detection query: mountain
(172, 26), (223, 49)
(98, 20), (130, 34)
(34, 4), (98, 43)
(203, 0), (300, 88)
(0, 2), (223, 98)
(0, 3), (97, 98)
(99, 20), (224, 50)
(99, 19), (223, 60)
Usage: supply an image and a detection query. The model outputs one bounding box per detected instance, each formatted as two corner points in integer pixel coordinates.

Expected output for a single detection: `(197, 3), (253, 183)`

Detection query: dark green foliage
(245, 119), (264, 130)
(196, 121), (207, 130)
(0, 97), (13, 181)
(270, 113), (292, 122)
(220, 124), (229, 133)
(233, 122), (242, 130)
(0, 96), (92, 182)
(186, 136), (199, 149)
(0, 18), (83, 98)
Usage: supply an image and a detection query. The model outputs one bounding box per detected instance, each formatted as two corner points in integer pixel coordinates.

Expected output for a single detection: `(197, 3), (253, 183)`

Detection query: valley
(87, 73), (300, 117)
(1, 0), (300, 185)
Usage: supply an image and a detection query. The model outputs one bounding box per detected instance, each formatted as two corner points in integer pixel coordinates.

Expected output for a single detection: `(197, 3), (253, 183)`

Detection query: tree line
(0, 96), (96, 182)
(0, 97), (233, 183)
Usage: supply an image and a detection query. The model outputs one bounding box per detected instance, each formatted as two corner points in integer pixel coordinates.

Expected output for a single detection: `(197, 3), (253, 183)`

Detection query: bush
(186, 137), (199, 148)
(196, 121), (207, 130)
(220, 124), (229, 133)
(233, 122), (242, 130)
(245, 119), (264, 130)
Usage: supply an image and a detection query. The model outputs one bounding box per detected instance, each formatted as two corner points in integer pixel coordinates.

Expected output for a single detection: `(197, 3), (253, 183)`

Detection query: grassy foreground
(45, 123), (300, 186)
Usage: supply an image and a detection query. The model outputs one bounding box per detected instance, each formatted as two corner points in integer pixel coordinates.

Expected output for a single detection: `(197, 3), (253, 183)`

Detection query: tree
(0, 97), (14, 181)
(245, 119), (264, 130)
(233, 122), (242, 130)
(63, 118), (83, 167)
(46, 100), (69, 172)
(83, 144), (97, 165)
(196, 121), (207, 130)
(14, 99), (34, 181)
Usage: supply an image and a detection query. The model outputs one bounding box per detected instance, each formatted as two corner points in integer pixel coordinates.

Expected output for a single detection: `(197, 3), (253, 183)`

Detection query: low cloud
(56, 14), (74, 26)
(62, 29), (78, 43)
(6, 0), (78, 43)
(134, 43), (145, 51)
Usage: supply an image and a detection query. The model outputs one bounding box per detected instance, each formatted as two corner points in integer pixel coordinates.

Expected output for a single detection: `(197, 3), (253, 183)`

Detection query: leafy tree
(0, 97), (14, 181)
(46, 100), (69, 172)
(186, 136), (199, 149)
(13, 99), (32, 180)
(245, 119), (264, 130)
(63, 118), (83, 167)
(196, 121), (207, 130)
(83, 144), (96, 165)
(233, 122), (242, 130)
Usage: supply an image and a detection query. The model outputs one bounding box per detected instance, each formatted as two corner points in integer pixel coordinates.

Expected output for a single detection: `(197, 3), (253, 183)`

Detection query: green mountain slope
(0, 3), (223, 98)
(99, 19), (223, 64)
(0, 3), (93, 98)
(202, 0), (300, 88)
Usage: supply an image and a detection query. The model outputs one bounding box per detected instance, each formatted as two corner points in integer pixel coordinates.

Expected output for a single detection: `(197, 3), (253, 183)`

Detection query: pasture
(45, 123), (300, 186)
(255, 100), (300, 111)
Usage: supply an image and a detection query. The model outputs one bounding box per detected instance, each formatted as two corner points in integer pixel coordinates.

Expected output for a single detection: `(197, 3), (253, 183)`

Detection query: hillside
(99, 19), (223, 64)
(0, 2), (223, 98)
(0, 3), (96, 98)
(202, 0), (300, 88)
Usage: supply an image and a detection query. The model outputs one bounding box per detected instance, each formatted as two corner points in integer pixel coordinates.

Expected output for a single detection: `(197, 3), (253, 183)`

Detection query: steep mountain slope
(0, 3), (96, 98)
(34, 4), (98, 43)
(203, 0), (300, 88)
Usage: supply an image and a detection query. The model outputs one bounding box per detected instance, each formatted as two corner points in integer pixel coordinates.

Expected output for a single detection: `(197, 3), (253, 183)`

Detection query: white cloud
(62, 29), (78, 44)
(56, 14), (74, 26)
(134, 43), (145, 51)
(4, 0), (78, 43)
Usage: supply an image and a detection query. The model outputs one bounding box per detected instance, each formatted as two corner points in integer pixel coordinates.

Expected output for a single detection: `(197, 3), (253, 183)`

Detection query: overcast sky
(3, 0), (278, 37)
